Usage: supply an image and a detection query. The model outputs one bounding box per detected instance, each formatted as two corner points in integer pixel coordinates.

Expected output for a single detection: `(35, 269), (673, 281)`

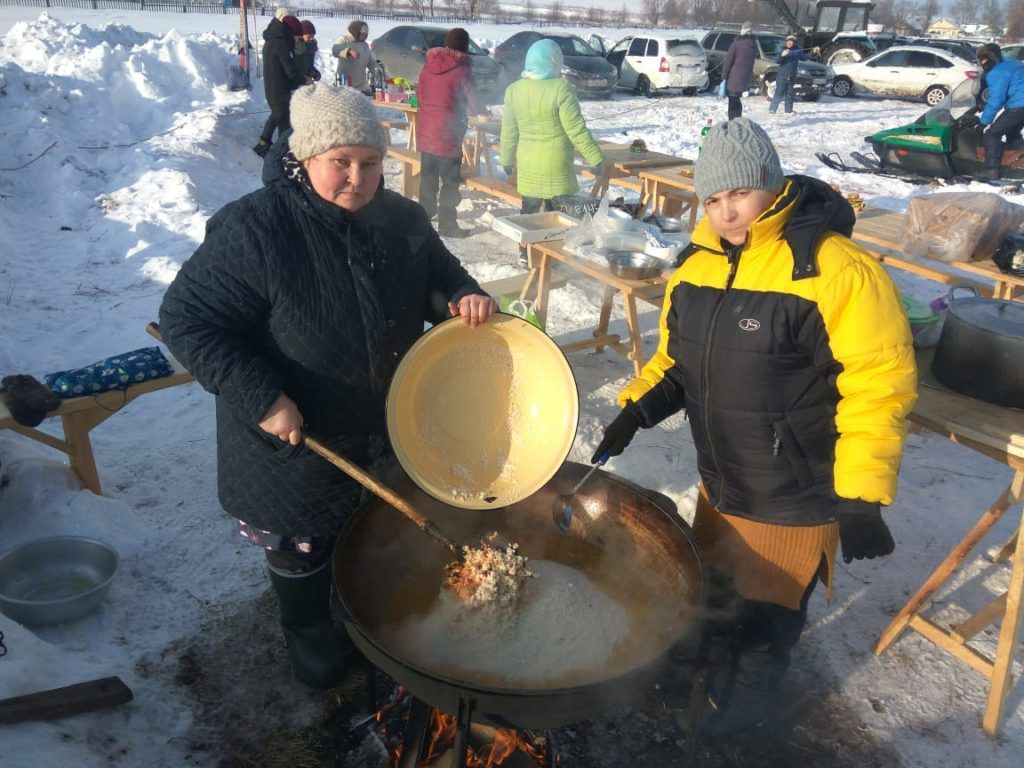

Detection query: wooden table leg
(874, 470), (1024, 655)
(61, 408), (117, 495)
(594, 286), (616, 354)
(623, 293), (645, 377)
(532, 247), (552, 328)
(983, 502), (1024, 735)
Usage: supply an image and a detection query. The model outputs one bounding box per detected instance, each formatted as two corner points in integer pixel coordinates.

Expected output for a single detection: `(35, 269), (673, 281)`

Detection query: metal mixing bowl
(605, 251), (667, 280)
(0, 536), (119, 625)
(643, 215), (688, 233)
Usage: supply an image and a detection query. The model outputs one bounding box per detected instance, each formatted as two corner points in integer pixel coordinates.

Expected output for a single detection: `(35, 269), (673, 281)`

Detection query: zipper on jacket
(702, 245), (742, 509)
(771, 429), (782, 457)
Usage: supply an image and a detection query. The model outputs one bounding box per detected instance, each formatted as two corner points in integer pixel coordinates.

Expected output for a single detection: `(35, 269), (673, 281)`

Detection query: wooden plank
(464, 175), (521, 205)
(983, 500), (1024, 735)
(907, 615), (994, 678)
(951, 592), (1008, 643)
(480, 272), (566, 299)
(0, 677), (133, 724)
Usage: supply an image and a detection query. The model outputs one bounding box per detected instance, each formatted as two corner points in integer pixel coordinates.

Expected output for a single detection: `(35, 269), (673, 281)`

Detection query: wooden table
(874, 349), (1024, 736)
(589, 141), (690, 199)
(636, 163), (699, 228)
(372, 100), (418, 149)
(0, 352), (193, 494)
(525, 239), (667, 376)
(853, 207), (1024, 300)
(464, 118), (502, 177)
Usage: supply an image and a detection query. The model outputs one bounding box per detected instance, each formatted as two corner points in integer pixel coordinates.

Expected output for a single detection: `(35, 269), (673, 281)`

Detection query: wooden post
(873, 475), (1022, 656)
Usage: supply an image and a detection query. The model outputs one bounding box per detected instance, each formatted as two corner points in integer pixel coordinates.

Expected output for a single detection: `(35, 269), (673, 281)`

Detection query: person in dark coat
(721, 23), (757, 120)
(768, 35), (819, 115)
(253, 14), (308, 157)
(292, 20), (322, 85)
(416, 28), (487, 238)
(160, 84), (497, 690)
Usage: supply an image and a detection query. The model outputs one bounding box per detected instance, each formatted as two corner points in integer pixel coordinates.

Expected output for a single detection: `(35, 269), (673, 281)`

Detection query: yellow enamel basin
(386, 314), (579, 509)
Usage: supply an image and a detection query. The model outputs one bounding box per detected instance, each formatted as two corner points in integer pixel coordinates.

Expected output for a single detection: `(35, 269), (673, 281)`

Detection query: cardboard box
(491, 211), (580, 244)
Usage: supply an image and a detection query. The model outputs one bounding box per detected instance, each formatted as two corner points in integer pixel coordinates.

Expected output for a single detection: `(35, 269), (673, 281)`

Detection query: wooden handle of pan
(303, 435), (459, 554)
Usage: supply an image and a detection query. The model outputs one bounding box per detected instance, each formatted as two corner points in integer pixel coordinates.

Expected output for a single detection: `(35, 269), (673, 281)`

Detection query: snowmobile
(817, 78), (1024, 187)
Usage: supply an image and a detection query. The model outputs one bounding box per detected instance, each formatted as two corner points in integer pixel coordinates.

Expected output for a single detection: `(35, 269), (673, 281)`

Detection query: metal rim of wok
(332, 461), (706, 728)
(385, 313), (580, 510)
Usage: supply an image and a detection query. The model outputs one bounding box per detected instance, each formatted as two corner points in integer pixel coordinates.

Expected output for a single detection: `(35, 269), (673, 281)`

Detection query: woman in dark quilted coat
(160, 84), (496, 689)
(253, 14), (308, 157)
(721, 23), (757, 120)
(416, 27), (486, 238)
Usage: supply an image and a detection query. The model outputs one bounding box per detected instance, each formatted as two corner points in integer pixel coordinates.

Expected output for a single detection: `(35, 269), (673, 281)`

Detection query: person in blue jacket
(769, 35), (819, 115)
(977, 43), (1024, 179)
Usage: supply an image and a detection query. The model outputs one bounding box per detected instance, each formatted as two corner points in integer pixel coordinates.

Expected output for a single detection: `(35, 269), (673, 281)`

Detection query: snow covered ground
(0, 7), (1022, 767)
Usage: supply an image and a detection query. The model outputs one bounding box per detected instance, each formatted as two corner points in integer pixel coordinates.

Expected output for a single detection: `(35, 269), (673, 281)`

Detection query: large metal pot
(333, 461), (705, 729)
(931, 285), (1024, 408)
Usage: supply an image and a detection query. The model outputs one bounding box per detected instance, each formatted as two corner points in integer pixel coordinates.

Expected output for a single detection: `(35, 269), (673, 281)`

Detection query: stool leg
(983, 500), (1024, 736)
(874, 474), (1022, 655)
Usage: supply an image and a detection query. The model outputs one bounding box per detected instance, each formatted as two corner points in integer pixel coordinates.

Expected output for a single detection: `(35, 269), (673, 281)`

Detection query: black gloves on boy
(836, 499), (895, 564)
(591, 403), (642, 464)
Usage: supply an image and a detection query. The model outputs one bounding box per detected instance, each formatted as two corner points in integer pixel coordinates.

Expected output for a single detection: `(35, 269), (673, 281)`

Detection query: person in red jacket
(416, 28), (487, 238)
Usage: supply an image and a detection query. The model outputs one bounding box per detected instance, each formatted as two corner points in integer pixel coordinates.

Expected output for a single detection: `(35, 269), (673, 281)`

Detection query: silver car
(370, 25), (506, 104)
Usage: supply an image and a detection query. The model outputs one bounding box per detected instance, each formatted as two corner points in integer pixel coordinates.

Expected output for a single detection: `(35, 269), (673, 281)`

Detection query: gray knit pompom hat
(695, 118), (784, 203)
(288, 83), (388, 161)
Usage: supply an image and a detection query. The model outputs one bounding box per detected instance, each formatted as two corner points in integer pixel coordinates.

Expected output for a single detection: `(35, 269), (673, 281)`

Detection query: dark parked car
(899, 37), (979, 63)
(701, 30), (833, 102)
(493, 31), (617, 99)
(370, 25), (506, 103)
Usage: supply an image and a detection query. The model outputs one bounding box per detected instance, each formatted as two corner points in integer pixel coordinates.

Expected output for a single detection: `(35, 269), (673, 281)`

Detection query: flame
(373, 688), (549, 767)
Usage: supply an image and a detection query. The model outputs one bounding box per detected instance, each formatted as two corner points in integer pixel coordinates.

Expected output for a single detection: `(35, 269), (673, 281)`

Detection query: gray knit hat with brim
(695, 118), (784, 204)
(288, 83), (387, 161)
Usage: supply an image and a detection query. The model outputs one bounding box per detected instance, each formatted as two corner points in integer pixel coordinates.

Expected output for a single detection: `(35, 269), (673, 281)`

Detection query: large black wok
(333, 461), (705, 729)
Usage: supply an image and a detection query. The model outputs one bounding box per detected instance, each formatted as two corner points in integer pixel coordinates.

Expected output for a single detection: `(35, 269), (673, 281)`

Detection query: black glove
(836, 499), (895, 564)
(591, 403), (642, 463)
(959, 112), (981, 130)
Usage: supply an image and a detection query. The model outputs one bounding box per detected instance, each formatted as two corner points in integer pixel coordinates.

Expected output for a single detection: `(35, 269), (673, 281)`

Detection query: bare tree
(981, 0), (1004, 35)
(614, 4), (629, 25)
(523, 0), (535, 21)
(586, 6), (605, 26)
(1008, 0), (1024, 38)
(549, 0), (564, 24)
(641, 0), (665, 26)
(662, 0), (682, 26)
(918, 0), (940, 33)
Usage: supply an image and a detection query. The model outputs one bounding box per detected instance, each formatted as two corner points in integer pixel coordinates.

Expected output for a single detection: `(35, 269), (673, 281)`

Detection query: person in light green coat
(500, 39), (604, 214)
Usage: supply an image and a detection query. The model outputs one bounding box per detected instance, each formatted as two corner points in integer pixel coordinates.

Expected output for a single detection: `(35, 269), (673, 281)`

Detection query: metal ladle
(552, 452), (608, 531)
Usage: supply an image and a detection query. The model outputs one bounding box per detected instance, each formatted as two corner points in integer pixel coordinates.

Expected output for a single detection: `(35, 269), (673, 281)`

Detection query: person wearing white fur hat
(159, 83), (496, 690)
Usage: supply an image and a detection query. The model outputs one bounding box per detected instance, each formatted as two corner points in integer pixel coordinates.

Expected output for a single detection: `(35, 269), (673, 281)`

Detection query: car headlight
(561, 65), (583, 78)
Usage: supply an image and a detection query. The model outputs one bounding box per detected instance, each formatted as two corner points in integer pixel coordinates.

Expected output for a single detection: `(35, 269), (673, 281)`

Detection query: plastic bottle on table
(698, 118), (713, 156)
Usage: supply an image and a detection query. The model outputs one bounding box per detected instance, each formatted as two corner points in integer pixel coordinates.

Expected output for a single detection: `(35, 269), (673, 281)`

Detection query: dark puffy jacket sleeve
(159, 202), (284, 426)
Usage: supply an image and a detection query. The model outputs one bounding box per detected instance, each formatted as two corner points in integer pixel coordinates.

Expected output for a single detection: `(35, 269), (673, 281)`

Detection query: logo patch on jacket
(738, 318), (761, 332)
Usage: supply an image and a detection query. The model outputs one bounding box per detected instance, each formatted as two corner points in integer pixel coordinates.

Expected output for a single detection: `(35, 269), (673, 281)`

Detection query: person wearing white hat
(720, 23), (757, 119)
(159, 83), (496, 690)
(769, 34), (821, 115)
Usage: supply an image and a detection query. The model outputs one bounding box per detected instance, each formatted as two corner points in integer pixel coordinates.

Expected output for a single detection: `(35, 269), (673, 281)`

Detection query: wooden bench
(0, 350), (193, 495)
(480, 270), (567, 300)
(465, 175), (522, 206)
(386, 145), (422, 198)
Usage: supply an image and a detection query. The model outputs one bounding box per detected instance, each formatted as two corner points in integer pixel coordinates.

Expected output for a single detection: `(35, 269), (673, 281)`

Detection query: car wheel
(763, 76), (776, 100)
(637, 75), (655, 98)
(832, 77), (854, 98)
(924, 85), (948, 107)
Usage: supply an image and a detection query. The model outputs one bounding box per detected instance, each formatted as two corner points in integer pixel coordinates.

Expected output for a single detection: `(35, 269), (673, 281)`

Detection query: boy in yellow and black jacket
(593, 118), (917, 733)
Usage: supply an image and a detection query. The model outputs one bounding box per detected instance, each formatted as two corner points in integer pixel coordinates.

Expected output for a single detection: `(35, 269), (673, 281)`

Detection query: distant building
(891, 21), (922, 36)
(927, 18), (962, 38)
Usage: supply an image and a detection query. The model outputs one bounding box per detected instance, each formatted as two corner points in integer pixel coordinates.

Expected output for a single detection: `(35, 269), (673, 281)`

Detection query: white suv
(601, 35), (709, 97)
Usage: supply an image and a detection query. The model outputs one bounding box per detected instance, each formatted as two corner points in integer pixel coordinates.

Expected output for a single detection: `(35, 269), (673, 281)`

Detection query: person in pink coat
(415, 28), (487, 238)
